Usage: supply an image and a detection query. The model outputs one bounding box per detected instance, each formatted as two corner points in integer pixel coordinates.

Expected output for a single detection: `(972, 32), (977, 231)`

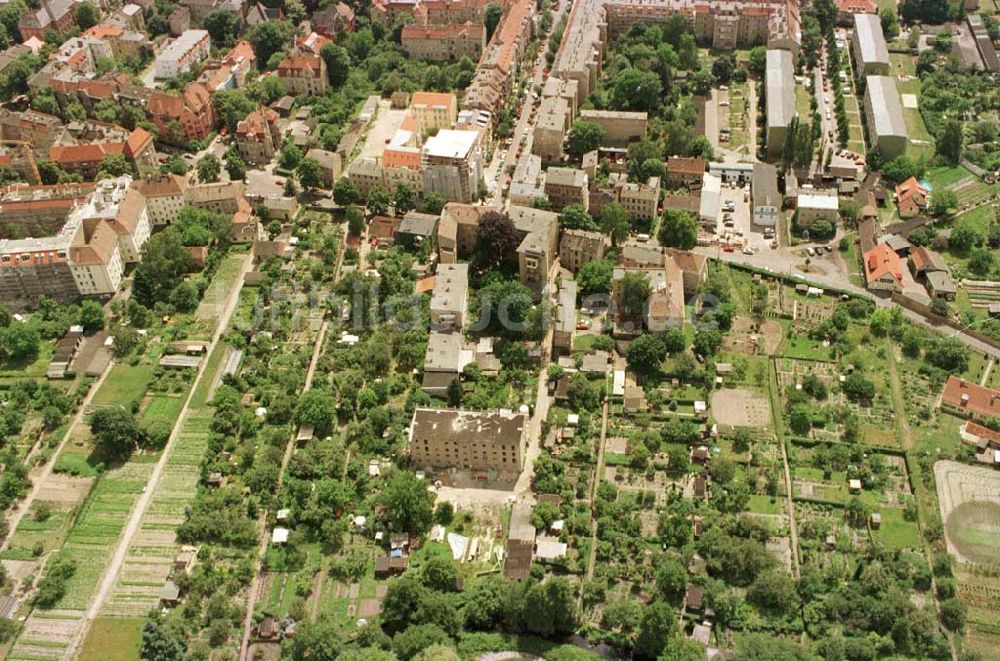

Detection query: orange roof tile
(863, 243), (902, 285)
(83, 23), (123, 38)
(942, 376), (1000, 418)
(411, 92), (457, 109)
(383, 147), (421, 169)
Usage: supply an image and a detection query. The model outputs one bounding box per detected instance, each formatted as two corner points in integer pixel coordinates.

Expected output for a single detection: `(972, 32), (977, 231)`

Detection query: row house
(401, 22), (486, 62)
(276, 51), (329, 97)
(235, 107), (281, 165)
(154, 30), (211, 79)
(311, 2), (356, 37)
(18, 0), (79, 41)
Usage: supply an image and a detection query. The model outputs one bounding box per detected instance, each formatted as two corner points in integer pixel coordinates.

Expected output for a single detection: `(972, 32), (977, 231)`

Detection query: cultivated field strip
(99, 410), (213, 617)
(8, 461), (155, 659)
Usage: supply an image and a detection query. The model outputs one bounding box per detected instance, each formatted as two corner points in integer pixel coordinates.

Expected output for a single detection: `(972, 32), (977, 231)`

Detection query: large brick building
(408, 408), (528, 472)
(401, 22), (486, 62)
(276, 51), (329, 96)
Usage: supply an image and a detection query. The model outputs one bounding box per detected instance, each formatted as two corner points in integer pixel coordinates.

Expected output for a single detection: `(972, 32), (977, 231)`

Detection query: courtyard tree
(566, 120), (605, 157)
(381, 471), (434, 534)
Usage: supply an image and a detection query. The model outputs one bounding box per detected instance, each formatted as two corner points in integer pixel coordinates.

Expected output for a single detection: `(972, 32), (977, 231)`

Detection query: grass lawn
(781, 335), (837, 362)
(871, 507), (921, 550)
(0, 339), (55, 380)
(911, 411), (966, 458)
(91, 364), (155, 407)
(889, 56), (935, 160)
(78, 617), (144, 661)
(841, 232), (863, 287)
(748, 494), (785, 515)
(140, 394), (185, 430)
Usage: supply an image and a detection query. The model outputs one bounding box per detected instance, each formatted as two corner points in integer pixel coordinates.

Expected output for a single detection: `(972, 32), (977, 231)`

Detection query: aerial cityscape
(0, 0), (997, 656)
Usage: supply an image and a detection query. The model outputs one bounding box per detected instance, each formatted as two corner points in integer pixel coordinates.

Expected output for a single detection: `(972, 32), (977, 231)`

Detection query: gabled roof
(863, 243), (902, 285)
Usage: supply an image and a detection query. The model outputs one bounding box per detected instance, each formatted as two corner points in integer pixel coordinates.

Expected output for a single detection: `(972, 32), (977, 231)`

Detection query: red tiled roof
(124, 127), (152, 159)
(411, 92), (457, 108)
(863, 243), (902, 285)
(383, 147), (421, 169)
(942, 376), (1000, 418)
(667, 157), (707, 176)
(49, 142), (124, 165)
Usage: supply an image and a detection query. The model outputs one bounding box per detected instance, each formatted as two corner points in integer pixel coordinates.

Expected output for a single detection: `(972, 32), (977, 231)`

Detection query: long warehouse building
(851, 13), (889, 76)
(863, 75), (908, 159)
(765, 48), (796, 158)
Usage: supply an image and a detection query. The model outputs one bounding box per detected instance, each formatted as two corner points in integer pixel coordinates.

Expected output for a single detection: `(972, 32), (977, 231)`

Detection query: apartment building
(544, 167), (589, 211)
(0, 176), (148, 305)
(460, 0), (535, 122)
(533, 96), (572, 161)
(409, 407), (528, 472)
(509, 153), (546, 205)
(430, 262), (469, 330)
(135, 174), (189, 225)
(665, 157), (707, 188)
(347, 158), (384, 198)
(312, 2), (356, 37)
(766, 48), (796, 158)
(437, 202), (483, 262)
(304, 148), (342, 188)
(401, 22), (486, 62)
(201, 40), (257, 91)
(145, 83), (216, 144)
(851, 13), (890, 76)
(187, 181), (246, 215)
(18, 0), (78, 41)
(82, 24), (147, 61)
(236, 107), (281, 165)
(421, 129), (483, 203)
(751, 162), (780, 226)
(421, 330), (474, 394)
(510, 205), (559, 290)
(410, 92), (458, 134)
(422, 0), (498, 24)
(863, 75), (907, 160)
(578, 109), (647, 146)
(46, 125), (157, 180)
(940, 376), (1000, 420)
(276, 51), (329, 96)
(619, 176), (660, 222)
(796, 190), (839, 226)
(155, 30), (211, 79)
(559, 229), (607, 273)
(554, 278), (577, 354)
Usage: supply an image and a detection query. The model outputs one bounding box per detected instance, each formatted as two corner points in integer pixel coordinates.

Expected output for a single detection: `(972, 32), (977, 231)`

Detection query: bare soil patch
(711, 388), (771, 428)
(35, 474), (94, 507)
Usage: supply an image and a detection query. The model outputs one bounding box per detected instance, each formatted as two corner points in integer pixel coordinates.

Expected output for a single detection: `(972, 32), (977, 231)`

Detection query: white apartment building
(154, 29), (210, 79)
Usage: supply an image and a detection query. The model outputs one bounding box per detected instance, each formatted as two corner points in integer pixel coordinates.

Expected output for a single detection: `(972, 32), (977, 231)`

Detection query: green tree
(523, 578), (577, 636)
(319, 43), (351, 87)
(367, 185), (390, 216)
(484, 2), (503, 41)
(295, 389), (336, 434)
(598, 202), (629, 246)
(948, 225), (981, 253)
(634, 601), (677, 659)
(558, 204), (598, 232)
(693, 328), (722, 356)
(880, 8), (900, 38)
(620, 271), (651, 319)
(0, 324), (40, 360)
(566, 120), (605, 157)
(381, 471), (434, 533)
(75, 1), (99, 28)
(78, 300), (105, 332)
(224, 150), (246, 181)
(659, 209), (698, 249)
(196, 155), (220, 183)
(627, 334), (666, 377)
(279, 141), (303, 170)
(611, 68), (662, 113)
(930, 189), (958, 216)
(333, 177), (359, 206)
(936, 118), (963, 164)
(475, 211), (519, 269)
(248, 20), (294, 67)
(203, 9), (242, 45)
(97, 153), (131, 179)
(577, 260), (613, 295)
(424, 192), (445, 215)
(132, 231), (193, 307)
(89, 407), (143, 458)
(392, 624), (451, 660)
(393, 182), (416, 215)
(346, 206), (366, 237)
(297, 158), (324, 190)
(747, 46), (767, 77)
(654, 557), (687, 601)
(421, 555), (458, 591)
